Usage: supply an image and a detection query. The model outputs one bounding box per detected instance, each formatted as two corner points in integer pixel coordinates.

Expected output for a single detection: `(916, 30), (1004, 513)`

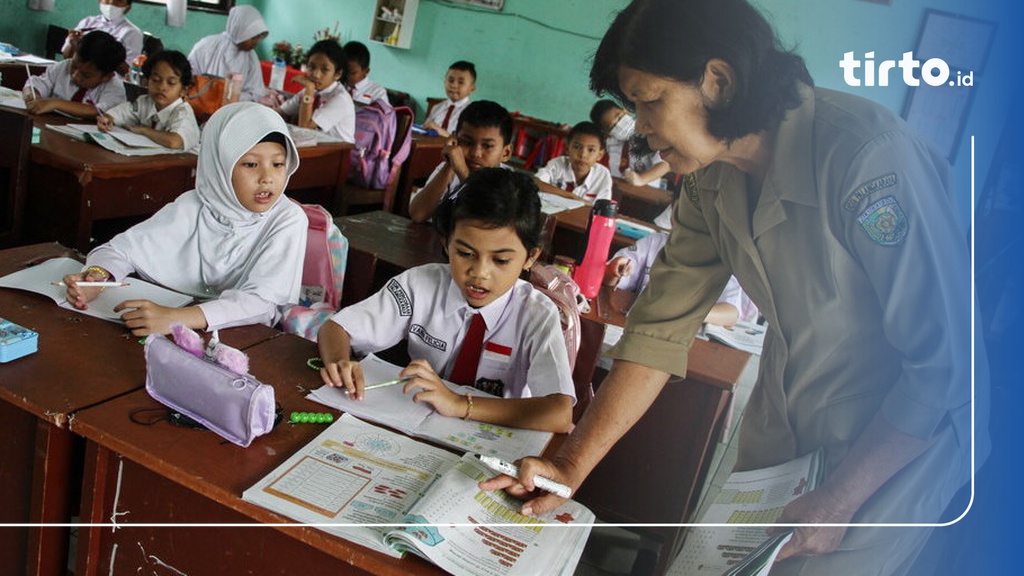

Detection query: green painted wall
(1, 0), (1011, 221)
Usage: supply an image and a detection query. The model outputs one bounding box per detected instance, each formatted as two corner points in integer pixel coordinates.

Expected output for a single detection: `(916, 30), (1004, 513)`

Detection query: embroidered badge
(387, 279), (412, 316)
(474, 377), (505, 397)
(857, 196), (908, 246)
(409, 324), (446, 351)
(683, 172), (701, 210)
(844, 173), (898, 212)
(481, 342), (513, 364)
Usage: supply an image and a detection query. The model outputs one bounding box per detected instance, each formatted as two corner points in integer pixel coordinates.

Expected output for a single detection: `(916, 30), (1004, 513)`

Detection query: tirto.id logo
(840, 51), (974, 87)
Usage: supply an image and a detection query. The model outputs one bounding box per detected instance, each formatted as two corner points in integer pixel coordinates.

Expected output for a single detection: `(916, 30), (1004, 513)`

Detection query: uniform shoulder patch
(683, 172), (701, 210)
(386, 279), (412, 316)
(844, 173), (897, 212)
(857, 195), (908, 246)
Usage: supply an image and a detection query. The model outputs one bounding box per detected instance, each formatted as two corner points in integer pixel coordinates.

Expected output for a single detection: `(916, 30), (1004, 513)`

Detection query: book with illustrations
(46, 123), (185, 156)
(0, 257), (194, 323)
(669, 450), (824, 576)
(242, 414), (593, 575)
(307, 354), (552, 462)
(703, 320), (767, 355)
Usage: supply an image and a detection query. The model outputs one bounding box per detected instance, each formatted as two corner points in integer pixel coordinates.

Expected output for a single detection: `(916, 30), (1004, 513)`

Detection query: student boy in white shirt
(423, 61), (477, 138)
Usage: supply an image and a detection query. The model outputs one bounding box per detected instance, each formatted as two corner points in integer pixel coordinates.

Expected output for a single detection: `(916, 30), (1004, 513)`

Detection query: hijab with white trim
(102, 102), (305, 304)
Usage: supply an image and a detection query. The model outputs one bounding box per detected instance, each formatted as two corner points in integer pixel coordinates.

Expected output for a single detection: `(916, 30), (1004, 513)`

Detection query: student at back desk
(277, 39), (355, 143)
(408, 100), (514, 223)
(24, 30), (126, 118)
(63, 103), (307, 336)
(590, 99), (671, 187)
(318, 168), (575, 433)
(97, 49), (200, 152)
(342, 41), (389, 106)
(188, 5), (270, 103)
(423, 60), (476, 138)
(534, 121), (613, 203)
(62, 0), (143, 74)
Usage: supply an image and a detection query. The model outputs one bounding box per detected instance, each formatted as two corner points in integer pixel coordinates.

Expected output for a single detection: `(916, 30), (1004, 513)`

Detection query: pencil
(51, 281), (131, 287)
(25, 63), (37, 100)
(364, 376), (414, 390)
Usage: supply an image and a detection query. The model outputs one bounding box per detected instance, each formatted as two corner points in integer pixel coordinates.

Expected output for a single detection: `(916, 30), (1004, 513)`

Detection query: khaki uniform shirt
(610, 85), (978, 527)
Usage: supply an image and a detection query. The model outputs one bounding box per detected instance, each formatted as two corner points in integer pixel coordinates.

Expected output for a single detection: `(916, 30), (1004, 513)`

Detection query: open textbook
(703, 320), (767, 356)
(46, 123), (186, 156)
(669, 450), (824, 576)
(242, 414), (593, 575)
(307, 354), (552, 462)
(538, 192), (585, 215)
(0, 257), (193, 323)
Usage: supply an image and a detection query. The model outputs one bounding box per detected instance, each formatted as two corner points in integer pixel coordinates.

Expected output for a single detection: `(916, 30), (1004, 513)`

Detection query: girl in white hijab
(187, 5), (269, 102)
(64, 102), (308, 336)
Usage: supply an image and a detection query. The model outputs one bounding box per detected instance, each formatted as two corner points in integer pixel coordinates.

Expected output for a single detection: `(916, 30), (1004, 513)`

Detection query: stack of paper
(46, 123), (184, 156)
(539, 192), (585, 215)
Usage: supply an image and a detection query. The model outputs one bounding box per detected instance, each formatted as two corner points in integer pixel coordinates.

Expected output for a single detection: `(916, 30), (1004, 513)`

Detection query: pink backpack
(280, 202), (349, 341)
(528, 263), (584, 371)
(349, 101), (412, 189)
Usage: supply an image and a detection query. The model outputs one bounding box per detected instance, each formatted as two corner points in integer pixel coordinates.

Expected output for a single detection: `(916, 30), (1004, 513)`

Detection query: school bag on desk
(348, 101), (412, 189)
(280, 202), (349, 341)
(185, 74), (226, 123)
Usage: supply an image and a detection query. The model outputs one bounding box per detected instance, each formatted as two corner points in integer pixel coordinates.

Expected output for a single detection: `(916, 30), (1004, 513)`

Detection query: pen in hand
(363, 375), (414, 391)
(477, 455), (573, 499)
(52, 281), (130, 287)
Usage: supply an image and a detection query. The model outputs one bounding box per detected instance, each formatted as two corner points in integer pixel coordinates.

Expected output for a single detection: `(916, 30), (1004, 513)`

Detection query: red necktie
(71, 87), (87, 103)
(618, 144), (630, 173)
(565, 182), (576, 193)
(313, 94), (321, 110)
(450, 313), (486, 386)
(441, 104), (455, 132)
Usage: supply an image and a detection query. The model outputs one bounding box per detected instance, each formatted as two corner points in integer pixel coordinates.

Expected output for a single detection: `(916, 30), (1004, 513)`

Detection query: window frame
(135, 0), (235, 16)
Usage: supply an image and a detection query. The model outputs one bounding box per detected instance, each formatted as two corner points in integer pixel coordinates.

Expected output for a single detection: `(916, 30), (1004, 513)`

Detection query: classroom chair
(44, 24), (65, 60)
(0, 108), (33, 248)
(336, 105), (414, 215)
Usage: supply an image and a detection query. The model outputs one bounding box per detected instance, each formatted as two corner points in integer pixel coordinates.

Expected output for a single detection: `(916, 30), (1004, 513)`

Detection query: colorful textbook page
(242, 414), (593, 575)
(0, 257), (194, 323)
(306, 353), (552, 462)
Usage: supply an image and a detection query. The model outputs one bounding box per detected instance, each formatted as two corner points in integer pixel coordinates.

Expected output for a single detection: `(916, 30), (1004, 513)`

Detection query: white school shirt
(612, 232), (758, 322)
(280, 82), (355, 142)
(606, 134), (664, 185)
(331, 264), (575, 401)
(424, 97), (471, 133)
(410, 162), (514, 208)
(24, 59), (126, 114)
(62, 15), (144, 66)
(535, 156), (613, 202)
(346, 78), (389, 105)
(85, 103), (306, 332)
(105, 96), (201, 153)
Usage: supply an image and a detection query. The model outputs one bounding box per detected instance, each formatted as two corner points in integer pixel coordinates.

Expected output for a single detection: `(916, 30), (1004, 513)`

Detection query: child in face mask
(62, 0), (143, 73)
(589, 99), (671, 187)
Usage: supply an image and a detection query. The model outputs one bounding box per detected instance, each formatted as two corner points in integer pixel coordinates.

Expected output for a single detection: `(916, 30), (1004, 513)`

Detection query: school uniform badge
(857, 196), (908, 246)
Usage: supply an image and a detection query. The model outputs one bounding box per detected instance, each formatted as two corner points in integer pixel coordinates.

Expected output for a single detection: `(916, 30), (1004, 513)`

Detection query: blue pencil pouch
(616, 222), (654, 240)
(0, 317), (38, 363)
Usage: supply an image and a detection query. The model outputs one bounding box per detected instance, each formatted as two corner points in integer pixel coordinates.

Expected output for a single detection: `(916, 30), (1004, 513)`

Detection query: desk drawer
(85, 166), (195, 220)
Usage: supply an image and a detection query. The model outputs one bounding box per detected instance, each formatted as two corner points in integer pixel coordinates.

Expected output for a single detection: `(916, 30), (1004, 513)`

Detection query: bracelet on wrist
(84, 266), (111, 280)
(462, 392), (473, 420)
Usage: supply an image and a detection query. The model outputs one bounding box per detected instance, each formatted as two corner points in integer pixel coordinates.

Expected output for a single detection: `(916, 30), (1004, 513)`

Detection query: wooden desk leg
(75, 442), (111, 576)
(0, 400), (35, 574)
(26, 420), (74, 576)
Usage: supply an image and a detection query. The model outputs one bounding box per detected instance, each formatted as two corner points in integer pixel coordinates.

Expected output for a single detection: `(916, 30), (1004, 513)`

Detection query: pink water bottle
(573, 199), (618, 300)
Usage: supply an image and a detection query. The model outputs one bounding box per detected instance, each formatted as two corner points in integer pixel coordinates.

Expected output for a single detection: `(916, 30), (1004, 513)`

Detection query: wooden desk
(71, 333), (444, 576)
(335, 210), (446, 292)
(549, 205), (666, 259)
(0, 242), (281, 576)
(392, 134), (446, 218)
(612, 177), (673, 223)
(23, 111), (352, 251)
(0, 62), (47, 90)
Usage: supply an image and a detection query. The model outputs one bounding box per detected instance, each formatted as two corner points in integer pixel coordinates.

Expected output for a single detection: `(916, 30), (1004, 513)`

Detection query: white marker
(51, 281), (130, 287)
(477, 454), (572, 499)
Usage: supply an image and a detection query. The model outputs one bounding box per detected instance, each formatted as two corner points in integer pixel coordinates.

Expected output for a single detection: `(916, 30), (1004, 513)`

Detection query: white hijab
(188, 6), (268, 100)
(103, 102), (306, 305)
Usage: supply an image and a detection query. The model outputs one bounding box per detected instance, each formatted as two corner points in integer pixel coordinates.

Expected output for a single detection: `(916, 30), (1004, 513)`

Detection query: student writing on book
(408, 100), (514, 223)
(603, 231), (758, 328)
(24, 30), (126, 118)
(62, 0), (143, 74)
(188, 5), (269, 103)
(422, 60), (476, 138)
(96, 49), (200, 152)
(341, 41), (389, 106)
(275, 39), (355, 143)
(64, 103), (307, 336)
(484, 1), (982, 574)
(318, 168), (575, 433)
(534, 121), (613, 203)
(590, 99), (671, 187)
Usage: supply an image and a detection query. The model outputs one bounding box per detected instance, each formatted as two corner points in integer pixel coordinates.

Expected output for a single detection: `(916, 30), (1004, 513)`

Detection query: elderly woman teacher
(481, 0), (981, 573)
